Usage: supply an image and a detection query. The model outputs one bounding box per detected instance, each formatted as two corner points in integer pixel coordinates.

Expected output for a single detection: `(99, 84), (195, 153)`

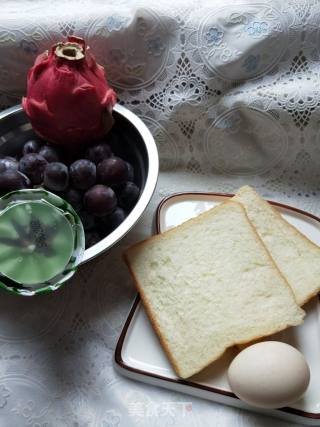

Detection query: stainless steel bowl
(0, 104), (159, 264)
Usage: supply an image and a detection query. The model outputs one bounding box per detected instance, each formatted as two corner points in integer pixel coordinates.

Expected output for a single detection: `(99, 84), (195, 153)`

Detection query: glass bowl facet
(0, 189), (85, 296)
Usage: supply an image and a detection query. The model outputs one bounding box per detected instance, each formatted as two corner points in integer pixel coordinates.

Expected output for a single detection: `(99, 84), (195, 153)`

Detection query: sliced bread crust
(124, 201), (304, 378)
(233, 186), (320, 306)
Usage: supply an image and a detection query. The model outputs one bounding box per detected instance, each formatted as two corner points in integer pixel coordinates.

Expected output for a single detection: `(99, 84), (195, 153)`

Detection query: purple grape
(44, 162), (69, 192)
(97, 157), (128, 187)
(63, 188), (83, 212)
(39, 145), (60, 163)
(126, 162), (134, 182)
(100, 207), (127, 231)
(84, 184), (117, 217)
(85, 231), (101, 249)
(22, 140), (42, 155)
(0, 157), (19, 173)
(118, 182), (140, 210)
(70, 159), (96, 190)
(85, 143), (112, 165)
(0, 170), (30, 194)
(78, 210), (95, 231)
(19, 153), (48, 185)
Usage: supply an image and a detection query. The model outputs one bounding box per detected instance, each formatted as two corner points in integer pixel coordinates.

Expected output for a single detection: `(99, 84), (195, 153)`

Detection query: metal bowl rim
(0, 104), (159, 264)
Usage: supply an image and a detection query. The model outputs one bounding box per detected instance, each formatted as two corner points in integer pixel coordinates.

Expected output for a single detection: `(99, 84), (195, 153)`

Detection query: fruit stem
(55, 43), (85, 61)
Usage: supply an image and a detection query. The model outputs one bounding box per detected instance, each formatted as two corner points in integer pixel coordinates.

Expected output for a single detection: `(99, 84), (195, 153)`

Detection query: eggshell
(227, 341), (310, 409)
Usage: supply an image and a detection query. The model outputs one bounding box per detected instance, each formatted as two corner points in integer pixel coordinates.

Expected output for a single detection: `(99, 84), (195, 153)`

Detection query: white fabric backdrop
(0, 0), (319, 425)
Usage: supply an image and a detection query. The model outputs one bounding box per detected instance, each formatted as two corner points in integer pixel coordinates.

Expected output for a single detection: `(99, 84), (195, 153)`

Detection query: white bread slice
(124, 201), (304, 379)
(233, 186), (320, 306)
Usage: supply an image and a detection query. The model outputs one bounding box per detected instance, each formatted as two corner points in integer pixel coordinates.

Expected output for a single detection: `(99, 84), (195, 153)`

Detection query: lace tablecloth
(0, 1), (319, 425)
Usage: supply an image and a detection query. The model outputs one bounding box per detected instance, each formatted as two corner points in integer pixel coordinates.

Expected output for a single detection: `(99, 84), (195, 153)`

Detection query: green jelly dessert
(0, 189), (84, 296)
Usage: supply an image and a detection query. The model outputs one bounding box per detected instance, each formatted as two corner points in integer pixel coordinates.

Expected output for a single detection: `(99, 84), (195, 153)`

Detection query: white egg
(227, 341), (310, 408)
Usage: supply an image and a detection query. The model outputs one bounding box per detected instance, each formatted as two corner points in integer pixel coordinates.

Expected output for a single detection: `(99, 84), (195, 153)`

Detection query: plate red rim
(115, 192), (320, 420)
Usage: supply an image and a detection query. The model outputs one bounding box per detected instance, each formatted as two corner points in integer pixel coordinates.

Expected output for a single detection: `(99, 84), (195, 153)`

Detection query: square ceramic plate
(115, 193), (320, 425)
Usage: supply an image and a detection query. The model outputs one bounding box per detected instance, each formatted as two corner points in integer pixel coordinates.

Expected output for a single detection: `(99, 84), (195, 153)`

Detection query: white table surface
(0, 0), (319, 425)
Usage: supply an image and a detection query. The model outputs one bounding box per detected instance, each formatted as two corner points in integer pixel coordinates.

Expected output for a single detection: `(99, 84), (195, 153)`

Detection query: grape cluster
(0, 137), (140, 248)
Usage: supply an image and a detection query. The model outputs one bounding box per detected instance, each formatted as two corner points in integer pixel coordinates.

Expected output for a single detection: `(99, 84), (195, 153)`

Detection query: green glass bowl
(0, 189), (85, 296)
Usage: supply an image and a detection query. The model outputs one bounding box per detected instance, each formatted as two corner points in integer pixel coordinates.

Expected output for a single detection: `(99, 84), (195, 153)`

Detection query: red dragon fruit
(22, 36), (117, 146)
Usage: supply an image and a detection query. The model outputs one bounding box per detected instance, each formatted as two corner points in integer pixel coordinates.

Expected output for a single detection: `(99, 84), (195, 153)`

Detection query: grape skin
(0, 170), (30, 194)
(118, 182), (140, 209)
(19, 153), (48, 185)
(85, 143), (112, 165)
(84, 184), (117, 217)
(22, 140), (42, 155)
(0, 157), (19, 173)
(69, 159), (96, 190)
(39, 145), (60, 163)
(44, 162), (69, 192)
(97, 157), (128, 187)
